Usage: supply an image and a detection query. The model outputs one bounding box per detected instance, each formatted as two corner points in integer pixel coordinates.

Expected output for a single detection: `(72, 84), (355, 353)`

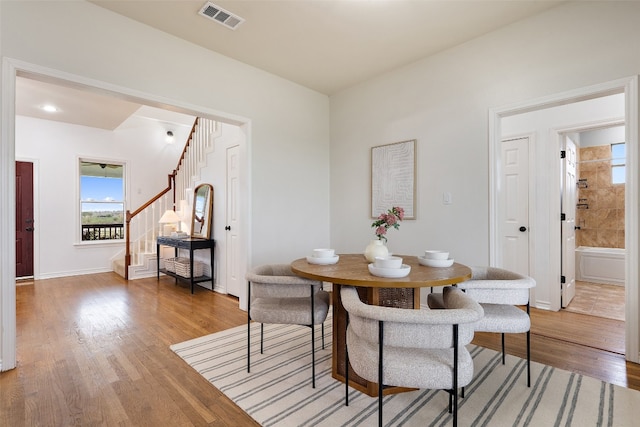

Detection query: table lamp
(159, 209), (181, 236)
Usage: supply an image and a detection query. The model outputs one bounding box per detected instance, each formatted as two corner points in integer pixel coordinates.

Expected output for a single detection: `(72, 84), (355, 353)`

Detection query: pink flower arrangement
(371, 206), (405, 242)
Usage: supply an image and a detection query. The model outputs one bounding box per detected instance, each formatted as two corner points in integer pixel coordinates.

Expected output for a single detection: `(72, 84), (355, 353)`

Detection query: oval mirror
(191, 184), (213, 239)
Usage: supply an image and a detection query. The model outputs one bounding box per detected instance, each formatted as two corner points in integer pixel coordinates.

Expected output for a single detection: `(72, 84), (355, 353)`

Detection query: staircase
(111, 117), (219, 279)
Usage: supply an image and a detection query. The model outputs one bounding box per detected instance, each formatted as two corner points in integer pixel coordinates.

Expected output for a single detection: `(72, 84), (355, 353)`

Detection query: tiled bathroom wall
(576, 145), (625, 248)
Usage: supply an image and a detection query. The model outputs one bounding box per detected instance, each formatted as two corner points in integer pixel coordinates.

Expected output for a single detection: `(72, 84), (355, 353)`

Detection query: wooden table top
(291, 254), (471, 288)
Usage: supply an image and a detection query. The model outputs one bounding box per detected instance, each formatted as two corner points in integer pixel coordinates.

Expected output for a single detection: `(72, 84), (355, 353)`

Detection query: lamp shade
(159, 209), (181, 224)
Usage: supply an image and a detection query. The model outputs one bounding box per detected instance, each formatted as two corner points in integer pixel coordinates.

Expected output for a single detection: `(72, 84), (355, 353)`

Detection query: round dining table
(291, 254), (471, 397)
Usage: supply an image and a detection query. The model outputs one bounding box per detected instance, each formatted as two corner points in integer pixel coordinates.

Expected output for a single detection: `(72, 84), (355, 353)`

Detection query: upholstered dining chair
(428, 266), (536, 387)
(246, 264), (330, 388)
(341, 285), (484, 427)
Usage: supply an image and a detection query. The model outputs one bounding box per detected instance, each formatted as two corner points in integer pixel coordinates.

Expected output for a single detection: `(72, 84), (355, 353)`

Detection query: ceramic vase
(364, 239), (389, 262)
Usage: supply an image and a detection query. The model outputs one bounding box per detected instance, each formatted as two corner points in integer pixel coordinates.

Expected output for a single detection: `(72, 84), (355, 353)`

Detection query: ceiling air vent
(198, 2), (245, 30)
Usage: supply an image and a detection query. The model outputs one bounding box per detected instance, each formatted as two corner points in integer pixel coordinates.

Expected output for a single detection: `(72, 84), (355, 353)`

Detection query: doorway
(562, 124), (626, 320)
(489, 77), (639, 363)
(15, 161), (34, 278)
(15, 72), (249, 295)
(1, 60), (252, 371)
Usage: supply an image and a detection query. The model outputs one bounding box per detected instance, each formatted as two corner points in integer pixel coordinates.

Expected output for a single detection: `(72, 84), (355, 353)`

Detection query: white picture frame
(371, 139), (416, 219)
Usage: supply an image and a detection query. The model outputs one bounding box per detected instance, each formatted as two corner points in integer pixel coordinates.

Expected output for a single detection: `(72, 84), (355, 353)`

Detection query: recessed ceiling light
(41, 104), (59, 113)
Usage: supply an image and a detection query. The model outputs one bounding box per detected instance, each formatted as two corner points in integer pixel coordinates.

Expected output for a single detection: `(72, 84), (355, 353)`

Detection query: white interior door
(561, 136), (577, 307)
(225, 145), (242, 297)
(499, 137), (530, 275)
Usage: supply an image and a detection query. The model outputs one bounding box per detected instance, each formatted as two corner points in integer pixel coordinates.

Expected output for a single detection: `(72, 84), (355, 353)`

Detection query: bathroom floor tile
(564, 281), (625, 321)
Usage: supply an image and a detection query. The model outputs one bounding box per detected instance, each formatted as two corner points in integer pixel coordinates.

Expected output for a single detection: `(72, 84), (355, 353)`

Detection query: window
(611, 143), (626, 184)
(80, 160), (125, 241)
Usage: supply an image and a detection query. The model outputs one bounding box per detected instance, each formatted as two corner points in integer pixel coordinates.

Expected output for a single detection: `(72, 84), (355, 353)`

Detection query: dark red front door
(16, 161), (34, 278)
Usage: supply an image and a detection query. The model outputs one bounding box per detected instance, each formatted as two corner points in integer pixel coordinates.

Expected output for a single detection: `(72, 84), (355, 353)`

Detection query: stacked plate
(306, 248), (339, 265)
(368, 255), (411, 278)
(418, 250), (454, 267)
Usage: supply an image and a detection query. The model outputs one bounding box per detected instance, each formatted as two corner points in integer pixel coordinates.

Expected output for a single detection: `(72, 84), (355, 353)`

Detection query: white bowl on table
(423, 250), (449, 260)
(374, 256), (403, 269)
(418, 257), (454, 268)
(368, 263), (411, 278)
(306, 255), (339, 265)
(307, 248), (339, 265)
(312, 248), (335, 258)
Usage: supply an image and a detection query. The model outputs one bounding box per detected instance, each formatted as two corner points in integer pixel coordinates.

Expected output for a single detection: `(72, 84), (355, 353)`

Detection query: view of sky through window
(81, 176), (124, 212)
(612, 143), (625, 184)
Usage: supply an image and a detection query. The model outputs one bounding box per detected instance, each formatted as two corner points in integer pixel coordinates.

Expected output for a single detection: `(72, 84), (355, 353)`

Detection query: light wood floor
(2, 273), (639, 426)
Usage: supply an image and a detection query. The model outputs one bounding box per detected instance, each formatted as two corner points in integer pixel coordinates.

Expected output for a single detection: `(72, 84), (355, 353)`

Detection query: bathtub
(575, 246), (625, 286)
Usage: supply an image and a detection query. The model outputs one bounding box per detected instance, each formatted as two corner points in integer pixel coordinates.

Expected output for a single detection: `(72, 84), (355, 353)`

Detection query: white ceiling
(90, 0), (566, 95)
(16, 0), (567, 130)
(16, 77), (143, 130)
(16, 76), (196, 131)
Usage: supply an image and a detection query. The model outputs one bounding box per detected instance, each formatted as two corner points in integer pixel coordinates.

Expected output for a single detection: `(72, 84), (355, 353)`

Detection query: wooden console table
(156, 236), (215, 294)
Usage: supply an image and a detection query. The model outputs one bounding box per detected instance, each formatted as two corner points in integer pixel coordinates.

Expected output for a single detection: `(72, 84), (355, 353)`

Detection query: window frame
(78, 158), (127, 244)
(611, 142), (626, 184)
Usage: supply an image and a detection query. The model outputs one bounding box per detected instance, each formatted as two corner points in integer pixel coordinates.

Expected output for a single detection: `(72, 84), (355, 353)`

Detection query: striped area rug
(170, 318), (639, 426)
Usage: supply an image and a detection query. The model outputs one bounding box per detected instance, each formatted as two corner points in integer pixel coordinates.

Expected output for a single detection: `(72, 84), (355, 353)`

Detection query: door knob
(519, 226), (527, 232)
(25, 227), (34, 232)
(225, 226), (231, 231)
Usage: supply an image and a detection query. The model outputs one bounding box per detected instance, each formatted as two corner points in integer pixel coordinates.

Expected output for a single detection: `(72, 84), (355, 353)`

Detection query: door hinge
(561, 213), (566, 221)
(560, 150), (566, 158)
(561, 275), (566, 284)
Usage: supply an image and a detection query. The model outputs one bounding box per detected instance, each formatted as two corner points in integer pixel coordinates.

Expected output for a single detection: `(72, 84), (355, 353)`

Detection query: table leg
(174, 248), (178, 284)
(190, 248), (194, 294)
(332, 284), (347, 382)
(156, 243), (160, 279)
(210, 247), (215, 291)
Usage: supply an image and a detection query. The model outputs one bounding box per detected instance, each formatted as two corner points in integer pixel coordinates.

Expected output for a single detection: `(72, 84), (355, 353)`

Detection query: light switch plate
(443, 192), (452, 205)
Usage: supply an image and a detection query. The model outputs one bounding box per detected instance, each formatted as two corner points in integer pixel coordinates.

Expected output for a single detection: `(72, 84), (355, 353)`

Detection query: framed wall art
(371, 139), (416, 219)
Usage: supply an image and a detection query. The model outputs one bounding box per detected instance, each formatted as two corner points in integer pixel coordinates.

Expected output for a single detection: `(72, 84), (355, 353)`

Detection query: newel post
(124, 210), (132, 280)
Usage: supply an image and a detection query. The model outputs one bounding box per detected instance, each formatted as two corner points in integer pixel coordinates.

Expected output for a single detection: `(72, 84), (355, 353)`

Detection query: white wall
(329, 1), (640, 328)
(502, 95), (625, 139)
(2, 0), (330, 263)
(330, 2), (640, 261)
(580, 125), (625, 148)
(0, 0), (329, 370)
(113, 109), (195, 208)
(15, 112), (192, 278)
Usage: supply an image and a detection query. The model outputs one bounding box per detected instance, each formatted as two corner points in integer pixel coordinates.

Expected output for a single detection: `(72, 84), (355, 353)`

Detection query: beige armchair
(246, 264), (330, 388)
(342, 285), (483, 427)
(428, 266), (536, 386)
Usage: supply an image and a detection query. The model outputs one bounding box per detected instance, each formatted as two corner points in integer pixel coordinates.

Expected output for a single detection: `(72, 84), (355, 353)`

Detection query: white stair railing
(128, 193), (173, 266)
(174, 118), (218, 205)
